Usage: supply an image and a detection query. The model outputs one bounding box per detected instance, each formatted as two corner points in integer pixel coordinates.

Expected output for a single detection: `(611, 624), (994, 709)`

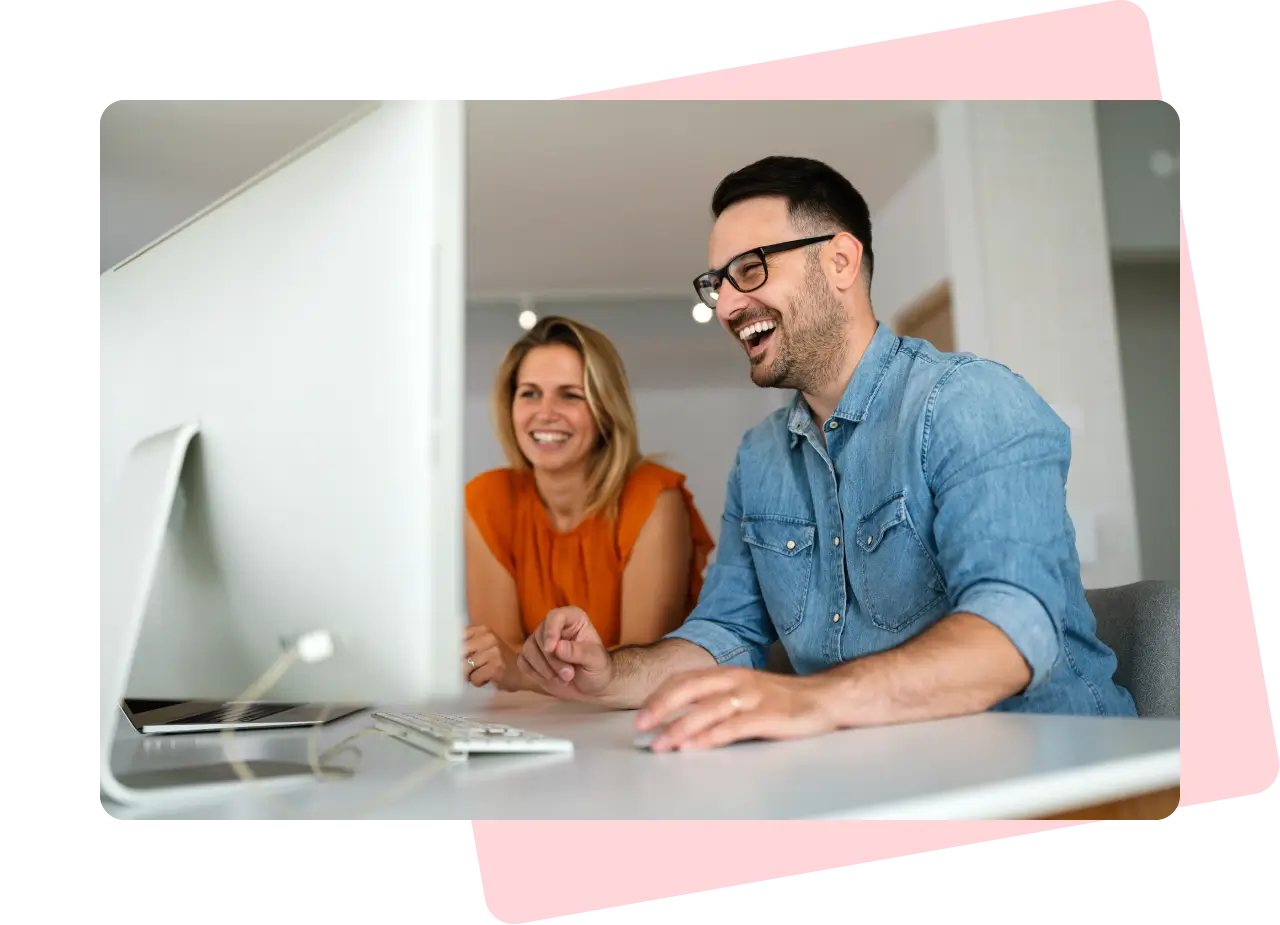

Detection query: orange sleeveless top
(465, 463), (715, 647)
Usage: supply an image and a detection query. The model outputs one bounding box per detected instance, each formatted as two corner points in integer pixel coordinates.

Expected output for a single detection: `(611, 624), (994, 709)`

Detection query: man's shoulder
(889, 337), (1067, 458)
(892, 336), (1036, 411)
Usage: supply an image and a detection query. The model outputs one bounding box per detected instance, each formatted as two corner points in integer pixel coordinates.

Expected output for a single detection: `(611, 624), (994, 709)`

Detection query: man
(515, 155), (1137, 752)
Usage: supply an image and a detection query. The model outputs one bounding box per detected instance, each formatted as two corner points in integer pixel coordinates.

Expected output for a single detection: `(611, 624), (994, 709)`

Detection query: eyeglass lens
(695, 251), (769, 309)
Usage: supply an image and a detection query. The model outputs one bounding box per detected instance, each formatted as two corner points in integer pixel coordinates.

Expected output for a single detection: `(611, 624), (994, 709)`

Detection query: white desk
(104, 690), (1180, 820)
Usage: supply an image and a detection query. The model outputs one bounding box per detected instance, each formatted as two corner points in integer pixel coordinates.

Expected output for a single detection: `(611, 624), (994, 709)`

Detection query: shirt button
(828, 421), (839, 430)
(833, 537), (841, 547)
(786, 540), (796, 550)
(866, 535), (874, 547)
(832, 613), (841, 623)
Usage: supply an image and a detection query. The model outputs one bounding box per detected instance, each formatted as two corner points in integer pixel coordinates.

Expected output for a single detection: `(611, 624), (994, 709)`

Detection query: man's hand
(635, 667), (840, 752)
(518, 606), (614, 700)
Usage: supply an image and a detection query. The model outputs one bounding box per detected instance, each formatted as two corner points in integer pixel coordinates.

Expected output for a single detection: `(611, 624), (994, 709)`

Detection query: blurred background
(102, 100), (1179, 591)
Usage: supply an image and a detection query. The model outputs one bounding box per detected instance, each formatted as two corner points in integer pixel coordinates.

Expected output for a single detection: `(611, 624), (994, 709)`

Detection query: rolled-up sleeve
(665, 449), (777, 669)
(924, 359), (1072, 690)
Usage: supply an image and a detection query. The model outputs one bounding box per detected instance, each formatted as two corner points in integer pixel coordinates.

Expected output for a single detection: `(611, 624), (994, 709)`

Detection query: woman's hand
(463, 625), (522, 690)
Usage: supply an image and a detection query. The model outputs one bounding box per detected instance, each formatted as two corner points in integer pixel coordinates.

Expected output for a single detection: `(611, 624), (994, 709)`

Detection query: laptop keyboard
(175, 703), (297, 725)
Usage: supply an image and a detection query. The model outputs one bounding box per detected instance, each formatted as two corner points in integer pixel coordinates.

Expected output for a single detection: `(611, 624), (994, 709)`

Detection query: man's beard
(750, 259), (848, 393)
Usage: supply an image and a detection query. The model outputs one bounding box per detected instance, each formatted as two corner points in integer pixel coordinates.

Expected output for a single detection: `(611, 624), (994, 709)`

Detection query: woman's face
(511, 344), (599, 475)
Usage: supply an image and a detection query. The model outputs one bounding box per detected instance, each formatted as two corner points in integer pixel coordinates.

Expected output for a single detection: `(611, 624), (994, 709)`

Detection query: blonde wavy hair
(492, 315), (646, 521)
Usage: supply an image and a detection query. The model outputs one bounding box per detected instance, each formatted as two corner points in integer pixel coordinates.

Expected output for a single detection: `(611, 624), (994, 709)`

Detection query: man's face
(707, 197), (848, 392)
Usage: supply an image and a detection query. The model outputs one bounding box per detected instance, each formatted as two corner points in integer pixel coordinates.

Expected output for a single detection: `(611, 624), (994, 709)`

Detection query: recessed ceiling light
(1149, 150), (1177, 178)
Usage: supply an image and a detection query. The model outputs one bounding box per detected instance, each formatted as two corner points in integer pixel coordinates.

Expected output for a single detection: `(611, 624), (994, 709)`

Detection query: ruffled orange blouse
(465, 463), (715, 647)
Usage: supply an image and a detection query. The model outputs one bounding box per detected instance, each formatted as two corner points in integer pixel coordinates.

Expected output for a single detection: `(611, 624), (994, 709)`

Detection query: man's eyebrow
(707, 248), (738, 271)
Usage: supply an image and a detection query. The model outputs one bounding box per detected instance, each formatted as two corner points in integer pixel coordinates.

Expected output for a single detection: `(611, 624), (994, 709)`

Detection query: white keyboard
(372, 711), (574, 762)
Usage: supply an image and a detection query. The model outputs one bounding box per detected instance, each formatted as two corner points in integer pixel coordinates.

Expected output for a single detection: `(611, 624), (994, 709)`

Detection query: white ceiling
(100, 100), (939, 295)
(100, 101), (365, 274)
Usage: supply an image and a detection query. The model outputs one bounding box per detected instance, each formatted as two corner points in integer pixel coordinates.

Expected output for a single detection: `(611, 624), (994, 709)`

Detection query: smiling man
(515, 155), (1137, 750)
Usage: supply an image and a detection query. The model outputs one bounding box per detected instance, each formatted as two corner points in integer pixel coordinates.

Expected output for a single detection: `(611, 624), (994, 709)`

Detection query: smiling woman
(460, 316), (715, 692)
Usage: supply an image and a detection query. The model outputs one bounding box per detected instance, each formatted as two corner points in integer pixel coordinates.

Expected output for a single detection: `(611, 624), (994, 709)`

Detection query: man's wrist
(808, 658), (882, 729)
(584, 638), (713, 711)
(592, 649), (637, 708)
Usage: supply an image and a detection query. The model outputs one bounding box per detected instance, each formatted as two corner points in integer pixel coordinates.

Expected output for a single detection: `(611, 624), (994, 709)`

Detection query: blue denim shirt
(667, 323), (1137, 717)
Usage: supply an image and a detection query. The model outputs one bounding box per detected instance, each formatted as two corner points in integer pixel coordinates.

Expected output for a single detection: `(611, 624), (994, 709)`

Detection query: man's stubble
(747, 257), (849, 394)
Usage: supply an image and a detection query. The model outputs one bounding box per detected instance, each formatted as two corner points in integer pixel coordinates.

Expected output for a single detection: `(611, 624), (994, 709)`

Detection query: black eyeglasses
(692, 235), (835, 310)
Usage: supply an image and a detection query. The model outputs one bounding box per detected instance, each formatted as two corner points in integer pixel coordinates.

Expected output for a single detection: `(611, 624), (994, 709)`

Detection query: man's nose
(715, 284), (751, 324)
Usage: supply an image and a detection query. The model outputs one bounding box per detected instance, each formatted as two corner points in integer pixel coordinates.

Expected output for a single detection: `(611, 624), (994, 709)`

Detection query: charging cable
(218, 630), (448, 818)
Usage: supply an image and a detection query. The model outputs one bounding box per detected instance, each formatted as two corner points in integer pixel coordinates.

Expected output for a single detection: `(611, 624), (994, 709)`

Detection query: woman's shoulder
(465, 467), (533, 513)
(621, 460), (688, 499)
(618, 460), (715, 560)
(615, 462), (693, 555)
(467, 466), (529, 493)
(465, 468), (537, 567)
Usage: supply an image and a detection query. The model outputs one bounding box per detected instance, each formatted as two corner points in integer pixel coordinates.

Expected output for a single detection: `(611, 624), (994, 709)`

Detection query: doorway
(892, 280), (955, 352)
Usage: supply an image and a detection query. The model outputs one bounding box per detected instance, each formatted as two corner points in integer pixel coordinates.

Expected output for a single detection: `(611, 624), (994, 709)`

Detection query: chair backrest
(765, 579), (1179, 718)
(1084, 580), (1180, 718)
(765, 640), (794, 675)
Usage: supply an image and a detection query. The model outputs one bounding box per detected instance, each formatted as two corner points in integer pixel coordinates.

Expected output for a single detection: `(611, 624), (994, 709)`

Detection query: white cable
(217, 630), (450, 818)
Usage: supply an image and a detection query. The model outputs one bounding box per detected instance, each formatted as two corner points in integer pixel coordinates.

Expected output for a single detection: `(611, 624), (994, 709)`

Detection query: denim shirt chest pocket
(740, 515), (815, 635)
(853, 492), (947, 632)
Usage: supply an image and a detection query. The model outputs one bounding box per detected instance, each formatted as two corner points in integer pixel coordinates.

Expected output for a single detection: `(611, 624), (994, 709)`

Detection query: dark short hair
(711, 155), (874, 283)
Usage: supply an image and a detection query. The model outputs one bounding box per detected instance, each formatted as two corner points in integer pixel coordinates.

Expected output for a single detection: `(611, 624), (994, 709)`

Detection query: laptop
(121, 699), (366, 735)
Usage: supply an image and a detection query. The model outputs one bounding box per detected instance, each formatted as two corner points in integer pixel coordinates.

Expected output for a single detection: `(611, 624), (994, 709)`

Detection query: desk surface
(105, 690), (1180, 820)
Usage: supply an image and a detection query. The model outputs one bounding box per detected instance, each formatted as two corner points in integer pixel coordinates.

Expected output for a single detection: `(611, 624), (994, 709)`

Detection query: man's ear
(826, 231), (865, 293)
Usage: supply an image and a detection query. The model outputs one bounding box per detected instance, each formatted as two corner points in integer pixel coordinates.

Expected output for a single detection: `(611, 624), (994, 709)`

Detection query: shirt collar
(786, 322), (900, 447)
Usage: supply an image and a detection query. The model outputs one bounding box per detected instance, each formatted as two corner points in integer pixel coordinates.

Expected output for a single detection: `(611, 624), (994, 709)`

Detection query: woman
(463, 315), (715, 691)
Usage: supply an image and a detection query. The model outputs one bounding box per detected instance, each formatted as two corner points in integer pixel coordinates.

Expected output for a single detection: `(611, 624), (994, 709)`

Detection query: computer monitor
(100, 101), (466, 803)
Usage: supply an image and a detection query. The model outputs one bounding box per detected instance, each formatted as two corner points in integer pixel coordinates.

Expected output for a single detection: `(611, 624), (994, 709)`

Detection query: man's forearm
(817, 612), (1033, 727)
(598, 638), (717, 709)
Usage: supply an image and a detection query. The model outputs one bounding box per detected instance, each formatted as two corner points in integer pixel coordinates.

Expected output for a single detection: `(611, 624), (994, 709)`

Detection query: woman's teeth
(532, 431), (570, 444)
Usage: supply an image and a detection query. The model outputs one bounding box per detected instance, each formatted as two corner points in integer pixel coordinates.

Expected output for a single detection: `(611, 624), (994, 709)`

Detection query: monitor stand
(101, 423), (316, 811)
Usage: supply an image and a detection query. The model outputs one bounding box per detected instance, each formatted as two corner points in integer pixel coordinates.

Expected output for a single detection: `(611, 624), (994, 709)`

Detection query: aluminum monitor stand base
(100, 423), (317, 811)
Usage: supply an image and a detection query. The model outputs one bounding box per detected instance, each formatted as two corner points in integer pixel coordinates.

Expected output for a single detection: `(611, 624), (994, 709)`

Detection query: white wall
(873, 101), (1180, 322)
(464, 300), (786, 552)
(936, 101), (1143, 590)
(871, 154), (948, 322)
(1111, 261), (1180, 584)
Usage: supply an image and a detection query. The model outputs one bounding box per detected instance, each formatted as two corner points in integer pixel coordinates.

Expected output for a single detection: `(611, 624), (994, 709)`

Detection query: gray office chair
(764, 640), (795, 676)
(763, 579), (1179, 718)
(1086, 579), (1179, 718)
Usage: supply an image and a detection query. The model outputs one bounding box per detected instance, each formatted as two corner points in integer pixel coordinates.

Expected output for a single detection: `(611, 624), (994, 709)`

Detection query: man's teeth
(738, 320), (777, 342)
(533, 432), (570, 444)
